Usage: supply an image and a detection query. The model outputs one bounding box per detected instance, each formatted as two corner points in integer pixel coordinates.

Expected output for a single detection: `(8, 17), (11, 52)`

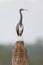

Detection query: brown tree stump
(12, 41), (29, 65)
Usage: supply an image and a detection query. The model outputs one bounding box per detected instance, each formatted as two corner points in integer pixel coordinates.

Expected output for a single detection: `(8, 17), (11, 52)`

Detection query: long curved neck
(19, 10), (23, 25)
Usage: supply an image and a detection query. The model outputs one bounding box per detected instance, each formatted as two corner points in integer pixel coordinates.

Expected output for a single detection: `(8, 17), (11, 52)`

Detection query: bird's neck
(19, 11), (23, 25)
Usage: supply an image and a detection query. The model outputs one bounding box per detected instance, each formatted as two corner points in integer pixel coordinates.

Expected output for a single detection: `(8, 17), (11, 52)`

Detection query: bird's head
(19, 8), (28, 12)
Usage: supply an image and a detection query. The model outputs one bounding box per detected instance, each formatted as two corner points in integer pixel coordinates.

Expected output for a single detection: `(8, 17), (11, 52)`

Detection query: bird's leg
(18, 36), (20, 41)
(18, 36), (24, 41)
(18, 36), (21, 41)
(19, 36), (20, 41)
(21, 35), (24, 41)
(19, 35), (23, 41)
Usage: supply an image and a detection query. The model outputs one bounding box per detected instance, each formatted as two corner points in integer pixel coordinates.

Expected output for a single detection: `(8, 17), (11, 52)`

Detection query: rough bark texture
(12, 41), (29, 65)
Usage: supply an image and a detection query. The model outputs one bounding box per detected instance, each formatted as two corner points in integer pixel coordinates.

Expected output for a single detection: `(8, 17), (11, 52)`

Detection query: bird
(16, 8), (28, 37)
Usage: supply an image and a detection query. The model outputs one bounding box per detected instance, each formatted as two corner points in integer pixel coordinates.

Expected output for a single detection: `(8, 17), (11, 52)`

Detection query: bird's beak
(23, 9), (28, 11)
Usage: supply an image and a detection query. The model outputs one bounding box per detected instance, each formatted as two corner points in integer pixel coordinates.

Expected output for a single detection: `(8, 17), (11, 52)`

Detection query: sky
(0, 0), (43, 44)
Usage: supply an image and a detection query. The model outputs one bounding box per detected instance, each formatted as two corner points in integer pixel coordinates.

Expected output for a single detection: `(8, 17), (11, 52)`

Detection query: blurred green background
(0, 39), (43, 65)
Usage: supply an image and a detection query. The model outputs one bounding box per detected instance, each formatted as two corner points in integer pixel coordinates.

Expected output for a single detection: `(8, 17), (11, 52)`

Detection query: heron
(16, 8), (28, 40)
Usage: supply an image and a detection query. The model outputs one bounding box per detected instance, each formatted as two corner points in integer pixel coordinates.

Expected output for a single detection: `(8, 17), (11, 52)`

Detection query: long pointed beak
(23, 9), (28, 11)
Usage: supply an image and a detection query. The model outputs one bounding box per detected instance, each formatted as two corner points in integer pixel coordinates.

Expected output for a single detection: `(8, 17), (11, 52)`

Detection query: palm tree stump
(12, 41), (29, 65)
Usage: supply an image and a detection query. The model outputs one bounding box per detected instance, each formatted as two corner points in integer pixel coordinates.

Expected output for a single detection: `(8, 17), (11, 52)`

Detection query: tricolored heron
(16, 8), (28, 40)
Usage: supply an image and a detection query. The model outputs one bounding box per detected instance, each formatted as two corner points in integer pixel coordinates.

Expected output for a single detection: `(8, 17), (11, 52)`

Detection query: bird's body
(16, 23), (24, 36)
